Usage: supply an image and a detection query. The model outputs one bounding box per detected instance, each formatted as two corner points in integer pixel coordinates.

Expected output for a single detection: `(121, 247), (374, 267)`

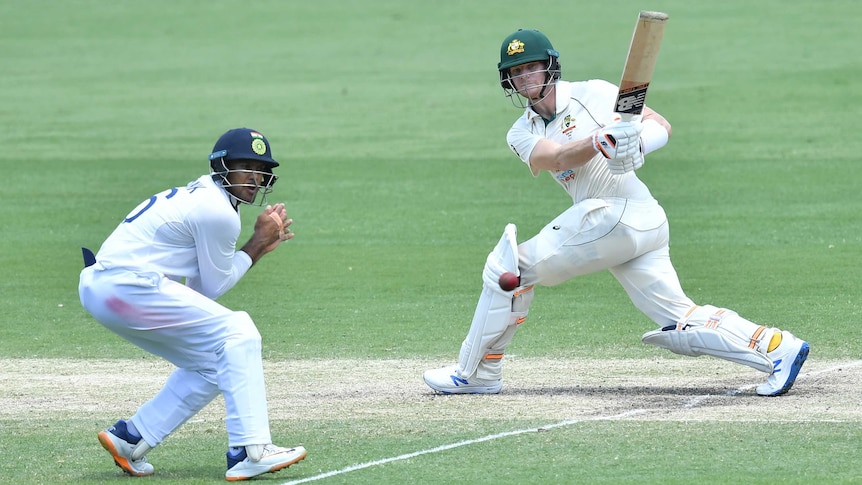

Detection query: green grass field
(1, 1), (861, 483)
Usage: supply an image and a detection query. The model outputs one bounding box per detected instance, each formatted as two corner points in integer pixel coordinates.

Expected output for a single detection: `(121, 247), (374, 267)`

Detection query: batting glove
(592, 120), (643, 159)
(605, 152), (645, 175)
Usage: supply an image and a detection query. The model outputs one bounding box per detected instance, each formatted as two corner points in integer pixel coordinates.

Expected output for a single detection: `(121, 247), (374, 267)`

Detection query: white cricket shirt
(506, 79), (653, 203)
(93, 174), (252, 300)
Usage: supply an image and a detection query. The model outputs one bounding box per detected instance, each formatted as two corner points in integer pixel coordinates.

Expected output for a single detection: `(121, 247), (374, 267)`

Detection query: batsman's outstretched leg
(642, 305), (810, 396)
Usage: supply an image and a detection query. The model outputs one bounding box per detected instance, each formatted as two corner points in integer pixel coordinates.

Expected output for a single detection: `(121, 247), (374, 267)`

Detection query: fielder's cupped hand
(592, 120), (643, 159)
(261, 203), (294, 252)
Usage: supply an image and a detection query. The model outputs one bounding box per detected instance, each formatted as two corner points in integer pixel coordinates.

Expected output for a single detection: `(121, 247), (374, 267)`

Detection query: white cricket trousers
(79, 266), (272, 448)
(517, 197), (695, 327)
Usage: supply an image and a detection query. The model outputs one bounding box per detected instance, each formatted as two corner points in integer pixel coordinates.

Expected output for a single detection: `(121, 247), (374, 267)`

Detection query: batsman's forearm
(530, 137), (595, 172)
(562, 136), (603, 167)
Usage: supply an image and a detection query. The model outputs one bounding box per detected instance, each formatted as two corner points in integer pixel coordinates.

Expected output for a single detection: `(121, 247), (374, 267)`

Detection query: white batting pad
(482, 223), (520, 287)
(458, 224), (520, 377)
(642, 326), (773, 374)
(458, 285), (515, 377)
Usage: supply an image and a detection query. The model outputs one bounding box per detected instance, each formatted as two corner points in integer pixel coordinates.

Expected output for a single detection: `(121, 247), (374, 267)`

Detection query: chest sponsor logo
(556, 169), (576, 182)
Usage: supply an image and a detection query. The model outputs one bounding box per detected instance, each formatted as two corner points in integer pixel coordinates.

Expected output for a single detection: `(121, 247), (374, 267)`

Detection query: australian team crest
(507, 39), (525, 56)
(562, 114), (577, 136)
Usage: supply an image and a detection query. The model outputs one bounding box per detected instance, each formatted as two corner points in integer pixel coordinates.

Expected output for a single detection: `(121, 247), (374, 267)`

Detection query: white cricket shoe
(423, 364), (502, 394)
(97, 420), (154, 477)
(225, 444), (307, 481)
(756, 330), (810, 396)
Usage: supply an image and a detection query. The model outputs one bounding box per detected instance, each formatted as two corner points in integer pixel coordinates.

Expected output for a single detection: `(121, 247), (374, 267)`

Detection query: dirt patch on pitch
(1, 357), (859, 424)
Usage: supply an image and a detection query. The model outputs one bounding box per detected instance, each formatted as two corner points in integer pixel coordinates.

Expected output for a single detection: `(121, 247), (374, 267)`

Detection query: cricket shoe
(423, 364), (502, 394)
(225, 444), (307, 481)
(97, 420), (154, 477)
(756, 330), (810, 396)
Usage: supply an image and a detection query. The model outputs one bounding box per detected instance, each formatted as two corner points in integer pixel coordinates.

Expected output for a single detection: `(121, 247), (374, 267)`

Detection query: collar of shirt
(524, 80), (571, 124)
(200, 173), (241, 212)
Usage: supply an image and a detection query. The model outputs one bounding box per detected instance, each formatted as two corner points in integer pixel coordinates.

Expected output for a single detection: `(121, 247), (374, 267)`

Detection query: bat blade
(615, 10), (669, 120)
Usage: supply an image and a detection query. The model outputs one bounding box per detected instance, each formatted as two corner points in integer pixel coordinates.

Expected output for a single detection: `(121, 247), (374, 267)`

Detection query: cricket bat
(615, 10), (669, 121)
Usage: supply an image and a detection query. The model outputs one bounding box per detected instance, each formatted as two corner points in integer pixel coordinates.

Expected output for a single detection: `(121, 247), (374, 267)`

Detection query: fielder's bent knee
(224, 311), (262, 347)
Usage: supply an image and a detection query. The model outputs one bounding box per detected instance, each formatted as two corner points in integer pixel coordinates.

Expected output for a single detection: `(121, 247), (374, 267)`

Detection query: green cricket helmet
(498, 29), (561, 90)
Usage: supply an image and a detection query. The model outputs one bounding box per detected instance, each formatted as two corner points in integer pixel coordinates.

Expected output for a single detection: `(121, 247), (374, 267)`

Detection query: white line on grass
(282, 361), (862, 484)
(683, 360), (862, 408)
(280, 409), (647, 485)
(798, 360), (862, 377)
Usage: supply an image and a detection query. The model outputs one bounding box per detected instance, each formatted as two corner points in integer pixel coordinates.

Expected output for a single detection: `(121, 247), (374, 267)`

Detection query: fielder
(423, 29), (809, 397)
(79, 128), (306, 481)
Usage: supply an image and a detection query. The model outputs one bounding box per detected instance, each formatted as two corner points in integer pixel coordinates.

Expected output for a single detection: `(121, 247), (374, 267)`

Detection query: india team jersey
(94, 174), (252, 299)
(506, 79), (652, 202)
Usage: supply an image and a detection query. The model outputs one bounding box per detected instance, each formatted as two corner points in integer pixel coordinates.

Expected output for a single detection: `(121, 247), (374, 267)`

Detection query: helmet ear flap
(210, 153), (229, 178)
(500, 70), (516, 90)
(209, 150), (230, 177)
(210, 156), (229, 181)
(261, 167), (277, 189)
(548, 52), (561, 81)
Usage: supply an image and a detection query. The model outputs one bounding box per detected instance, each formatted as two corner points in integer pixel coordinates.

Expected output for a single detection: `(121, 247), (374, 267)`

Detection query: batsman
(423, 28), (809, 396)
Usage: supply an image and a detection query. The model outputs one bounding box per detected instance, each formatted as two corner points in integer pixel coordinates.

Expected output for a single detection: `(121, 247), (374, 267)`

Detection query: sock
(229, 447), (245, 458)
(125, 420), (142, 441)
(767, 331), (783, 353)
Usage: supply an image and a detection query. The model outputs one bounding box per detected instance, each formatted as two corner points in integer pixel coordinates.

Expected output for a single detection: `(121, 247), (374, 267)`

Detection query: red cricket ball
(498, 272), (520, 291)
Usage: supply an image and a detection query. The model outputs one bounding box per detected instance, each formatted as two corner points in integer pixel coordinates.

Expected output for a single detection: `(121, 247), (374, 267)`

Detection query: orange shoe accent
(97, 431), (149, 477)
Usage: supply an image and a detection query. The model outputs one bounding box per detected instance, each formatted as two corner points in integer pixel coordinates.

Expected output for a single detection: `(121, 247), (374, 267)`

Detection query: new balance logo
(772, 358), (783, 373)
(449, 375), (469, 387)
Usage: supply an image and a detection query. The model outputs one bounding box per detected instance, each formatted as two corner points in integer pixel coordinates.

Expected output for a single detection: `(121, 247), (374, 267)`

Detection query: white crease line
(683, 360), (862, 408)
(284, 360), (862, 484)
(798, 360), (862, 377)
(280, 409), (647, 485)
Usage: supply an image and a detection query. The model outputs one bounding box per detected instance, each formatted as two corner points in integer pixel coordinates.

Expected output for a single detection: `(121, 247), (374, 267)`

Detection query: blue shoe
(756, 331), (810, 396)
(97, 420), (154, 476)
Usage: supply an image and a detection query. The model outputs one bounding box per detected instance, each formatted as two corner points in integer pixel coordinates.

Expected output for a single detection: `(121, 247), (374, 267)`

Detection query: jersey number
(123, 188), (179, 223)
